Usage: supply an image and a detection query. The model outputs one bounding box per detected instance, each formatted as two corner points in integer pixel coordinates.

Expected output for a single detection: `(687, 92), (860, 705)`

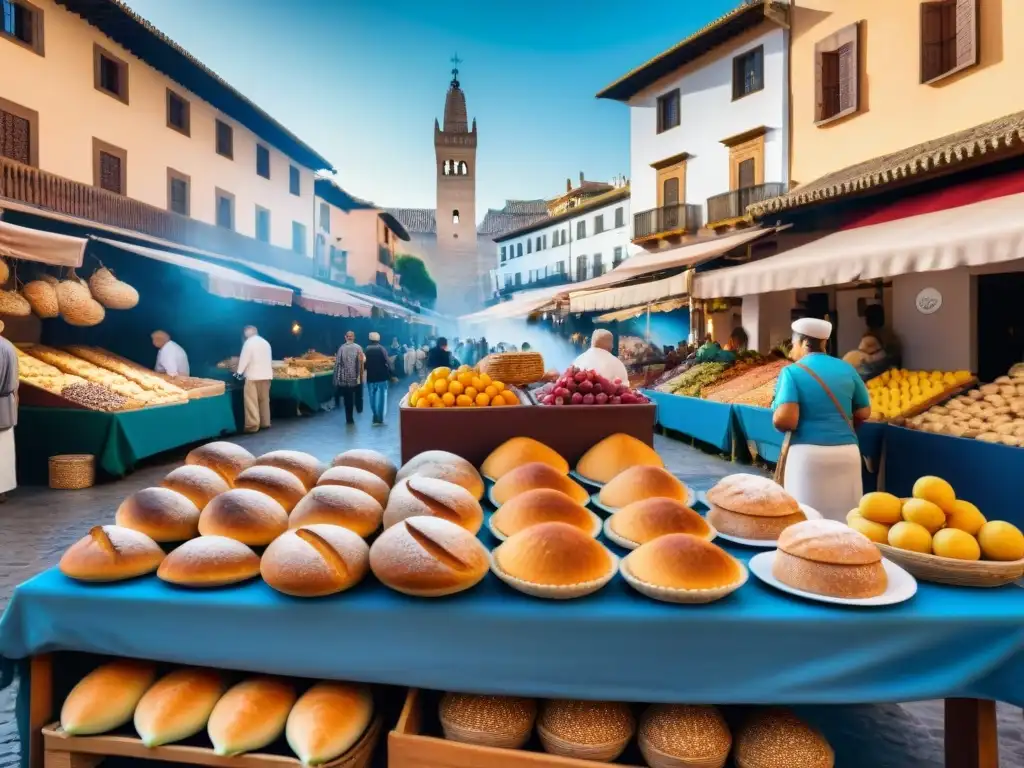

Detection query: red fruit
(582, 393), (595, 405)
(570, 392), (584, 405)
(592, 384), (603, 395)
(578, 380), (594, 394)
(555, 396), (565, 406)
(594, 392), (609, 405)
(542, 394), (556, 405)
(613, 378), (623, 386)
(554, 387), (570, 399)
(620, 393), (637, 404)
(574, 371), (588, 383)
(566, 380), (578, 393)
(586, 370), (597, 382)
(610, 396), (622, 405)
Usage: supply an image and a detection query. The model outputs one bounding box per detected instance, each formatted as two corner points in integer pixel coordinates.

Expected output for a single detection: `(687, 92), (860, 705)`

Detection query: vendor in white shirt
(572, 329), (629, 384)
(237, 325), (273, 433)
(151, 330), (190, 377)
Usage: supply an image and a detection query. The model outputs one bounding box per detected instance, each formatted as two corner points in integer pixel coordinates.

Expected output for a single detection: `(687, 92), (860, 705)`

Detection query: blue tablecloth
(857, 421), (887, 494)
(642, 390), (734, 453)
(732, 405), (784, 463)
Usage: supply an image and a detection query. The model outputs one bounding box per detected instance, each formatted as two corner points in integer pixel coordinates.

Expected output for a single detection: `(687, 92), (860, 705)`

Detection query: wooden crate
(389, 689), (645, 768)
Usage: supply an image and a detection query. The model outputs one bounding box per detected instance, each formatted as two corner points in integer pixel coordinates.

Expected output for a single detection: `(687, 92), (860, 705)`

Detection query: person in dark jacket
(426, 337), (459, 370)
(364, 332), (392, 425)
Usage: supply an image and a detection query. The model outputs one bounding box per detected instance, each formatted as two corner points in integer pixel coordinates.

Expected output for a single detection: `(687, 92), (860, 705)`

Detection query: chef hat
(791, 317), (833, 340)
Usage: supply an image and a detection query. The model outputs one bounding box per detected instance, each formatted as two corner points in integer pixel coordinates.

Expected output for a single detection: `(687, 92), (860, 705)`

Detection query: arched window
(452, 209), (460, 225)
(517, 243), (523, 258)
(442, 161), (450, 175)
(459, 161), (468, 175)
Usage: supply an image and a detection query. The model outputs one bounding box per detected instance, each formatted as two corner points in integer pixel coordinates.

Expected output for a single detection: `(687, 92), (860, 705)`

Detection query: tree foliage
(395, 255), (437, 306)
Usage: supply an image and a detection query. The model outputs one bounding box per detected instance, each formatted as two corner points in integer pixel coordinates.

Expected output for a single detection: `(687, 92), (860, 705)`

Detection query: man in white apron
(772, 318), (873, 521)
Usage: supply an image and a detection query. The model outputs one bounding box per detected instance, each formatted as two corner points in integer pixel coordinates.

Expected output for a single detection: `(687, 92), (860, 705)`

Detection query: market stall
(208, 351), (336, 419)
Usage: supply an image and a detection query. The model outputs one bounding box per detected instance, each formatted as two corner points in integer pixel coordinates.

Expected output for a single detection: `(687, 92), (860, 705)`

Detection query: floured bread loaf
(60, 525), (165, 582)
(115, 487), (201, 543)
(332, 449), (397, 485)
(290, 485), (383, 538)
(185, 441), (254, 485)
(157, 536), (260, 587)
(261, 524), (370, 597)
(317, 465), (391, 507)
(396, 450), (485, 500)
(252, 450), (326, 490)
(161, 465), (230, 511)
(774, 519), (887, 599)
(383, 476), (483, 533)
(198, 489), (288, 546)
(369, 516), (488, 597)
(234, 465), (308, 513)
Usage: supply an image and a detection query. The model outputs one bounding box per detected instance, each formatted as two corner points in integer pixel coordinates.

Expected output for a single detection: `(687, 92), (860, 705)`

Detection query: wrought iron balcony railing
(632, 203), (703, 241)
(706, 182), (788, 225)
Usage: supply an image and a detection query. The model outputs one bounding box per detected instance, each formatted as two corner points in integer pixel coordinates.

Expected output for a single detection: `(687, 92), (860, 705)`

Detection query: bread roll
(115, 487), (201, 542)
(369, 516), (488, 597)
(439, 693), (536, 749)
(161, 465), (230, 511)
(706, 505), (805, 541)
(778, 519), (883, 565)
(705, 474), (799, 517)
(60, 525), (165, 582)
(261, 524), (370, 597)
(234, 465), (308, 513)
(773, 519), (886, 599)
(286, 682), (373, 765)
(317, 465), (391, 507)
(490, 489), (597, 538)
(290, 486), (383, 538)
(576, 433), (662, 484)
(481, 437), (568, 480)
(598, 466), (688, 508)
(491, 462), (590, 506)
(494, 522), (613, 586)
(608, 498), (712, 544)
(627, 534), (744, 591)
(639, 705), (732, 768)
(186, 441), (255, 485)
(734, 709), (834, 768)
(134, 668), (226, 747)
(156, 536), (260, 587)
(383, 476), (483, 533)
(198, 489), (289, 546)
(208, 677), (297, 756)
(61, 659), (158, 735)
(538, 700), (635, 761)
(252, 450), (326, 490)
(396, 450), (485, 500)
(332, 448), (397, 485)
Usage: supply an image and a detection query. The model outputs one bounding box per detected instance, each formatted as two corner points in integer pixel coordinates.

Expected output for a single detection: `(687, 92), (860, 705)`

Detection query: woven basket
(478, 352), (545, 386)
(875, 543), (1024, 587)
(48, 454), (96, 490)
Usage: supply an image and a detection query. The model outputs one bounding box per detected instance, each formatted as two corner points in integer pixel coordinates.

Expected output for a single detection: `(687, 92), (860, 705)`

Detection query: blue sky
(124, 0), (740, 217)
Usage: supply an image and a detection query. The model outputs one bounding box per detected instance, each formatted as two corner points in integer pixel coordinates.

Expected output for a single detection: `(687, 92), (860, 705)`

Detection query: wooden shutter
(837, 42), (856, 112)
(920, 2), (944, 82)
(815, 22), (859, 122)
(662, 177), (679, 206)
(737, 158), (755, 189)
(0, 109), (31, 165)
(955, 0), (977, 68)
(99, 151), (122, 194)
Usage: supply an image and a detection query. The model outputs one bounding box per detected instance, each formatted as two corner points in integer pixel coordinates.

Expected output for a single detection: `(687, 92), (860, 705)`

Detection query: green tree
(395, 255), (437, 307)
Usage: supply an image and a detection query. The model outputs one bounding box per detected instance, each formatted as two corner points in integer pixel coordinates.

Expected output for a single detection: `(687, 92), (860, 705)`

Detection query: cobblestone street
(0, 391), (1021, 767)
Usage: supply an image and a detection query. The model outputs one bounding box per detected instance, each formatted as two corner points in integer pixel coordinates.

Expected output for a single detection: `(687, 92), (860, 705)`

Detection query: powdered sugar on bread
(706, 474), (799, 517)
(778, 519), (881, 565)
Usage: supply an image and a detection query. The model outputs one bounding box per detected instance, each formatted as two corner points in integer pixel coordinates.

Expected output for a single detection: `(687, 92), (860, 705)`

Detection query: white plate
(712, 504), (822, 548)
(590, 487), (697, 516)
(570, 470), (604, 489)
(748, 551), (918, 607)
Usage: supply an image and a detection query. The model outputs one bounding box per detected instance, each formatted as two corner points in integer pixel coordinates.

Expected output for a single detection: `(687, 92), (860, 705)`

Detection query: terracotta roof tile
(385, 208), (437, 235)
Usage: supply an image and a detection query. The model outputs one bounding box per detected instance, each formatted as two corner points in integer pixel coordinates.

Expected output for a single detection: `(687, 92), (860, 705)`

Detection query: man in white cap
(772, 316), (872, 521)
(363, 331), (392, 425)
(151, 330), (189, 377)
(571, 328), (629, 384)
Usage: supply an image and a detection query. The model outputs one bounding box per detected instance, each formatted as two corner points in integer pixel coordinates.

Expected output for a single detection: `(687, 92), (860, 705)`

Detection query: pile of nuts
(61, 382), (137, 412)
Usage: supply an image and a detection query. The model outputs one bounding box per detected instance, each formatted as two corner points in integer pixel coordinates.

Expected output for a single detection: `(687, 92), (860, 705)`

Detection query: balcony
(0, 157), (315, 274)
(499, 271), (570, 297)
(706, 183), (787, 228)
(632, 203), (703, 243)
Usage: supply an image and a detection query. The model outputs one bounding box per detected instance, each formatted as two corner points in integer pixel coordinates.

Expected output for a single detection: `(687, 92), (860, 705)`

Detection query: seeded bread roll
(491, 463), (590, 506)
(332, 449), (397, 486)
(185, 441), (255, 485)
(773, 519), (887, 599)
(576, 433), (663, 484)
(705, 473), (800, 517)
(290, 485), (383, 538)
(208, 677), (297, 757)
(198, 489), (289, 546)
(490, 489), (597, 538)
(734, 709), (834, 768)
(598, 466), (688, 508)
(638, 705), (732, 768)
(60, 525), (165, 582)
(396, 450), (485, 501)
(494, 522), (613, 586)
(369, 516), (489, 597)
(317, 465), (391, 507)
(706, 505), (806, 541)
(286, 682), (373, 765)
(252, 450), (326, 490)
(234, 465), (308, 513)
(134, 668), (226, 747)
(383, 476), (483, 533)
(261, 524), (370, 597)
(481, 437), (568, 479)
(61, 659), (158, 735)
(608, 498), (712, 544)
(115, 487), (201, 542)
(157, 536), (261, 587)
(161, 465), (231, 511)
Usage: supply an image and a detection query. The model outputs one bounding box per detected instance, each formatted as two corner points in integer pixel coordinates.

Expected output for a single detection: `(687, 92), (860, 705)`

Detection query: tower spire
(450, 53), (462, 87)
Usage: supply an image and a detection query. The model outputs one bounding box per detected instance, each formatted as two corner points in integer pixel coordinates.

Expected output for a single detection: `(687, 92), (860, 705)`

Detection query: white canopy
(594, 297), (688, 323)
(214, 260), (374, 318)
(693, 192), (1024, 298)
(460, 286), (558, 323)
(0, 220), (86, 267)
(570, 271), (691, 313)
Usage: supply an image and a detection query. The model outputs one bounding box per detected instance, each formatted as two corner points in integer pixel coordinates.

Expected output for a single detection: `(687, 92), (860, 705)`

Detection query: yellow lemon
(932, 528), (981, 561)
(492, 381), (506, 392)
(858, 492), (902, 524)
(475, 392), (491, 407)
(433, 378), (449, 395)
(977, 521), (1024, 561)
(501, 391), (519, 405)
(415, 397), (431, 409)
(846, 509), (861, 524)
(945, 499), (986, 535)
(912, 476), (956, 511)
(464, 386), (478, 400)
(888, 521), (932, 554)
(847, 513), (891, 544)
(455, 394), (473, 407)
(484, 385), (498, 398)
(432, 367), (451, 379)
(417, 387), (431, 400)
(901, 498), (946, 533)
(448, 380), (464, 396)
(441, 392), (455, 407)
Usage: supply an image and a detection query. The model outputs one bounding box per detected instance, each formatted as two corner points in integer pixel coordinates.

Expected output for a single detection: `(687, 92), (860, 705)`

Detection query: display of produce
(216, 357), (239, 372)
(656, 362), (729, 397)
(489, 489), (600, 540)
(536, 366), (650, 406)
(261, 525), (370, 598)
(276, 364), (313, 379)
(408, 365), (518, 408)
(60, 381), (139, 411)
(331, 448), (398, 485)
(639, 704), (732, 768)
(157, 536), (261, 588)
(395, 449), (485, 500)
(905, 370), (1024, 444)
(598, 465), (690, 508)
(480, 436), (569, 480)
(604, 498), (713, 550)
(316, 465), (391, 508)
(576, 432), (664, 484)
(620, 533), (747, 604)
(290, 485), (384, 537)
(439, 693), (536, 749)
(650, 358), (698, 388)
(730, 378), (779, 408)
(699, 352), (770, 397)
(867, 367), (975, 421)
(15, 347), (83, 393)
(774, 520), (887, 599)
(491, 462), (590, 506)
(284, 350), (335, 373)
(705, 474), (806, 542)
(157, 374), (226, 398)
(705, 358), (790, 404)
(384, 476), (483, 533)
(16, 347), (145, 411)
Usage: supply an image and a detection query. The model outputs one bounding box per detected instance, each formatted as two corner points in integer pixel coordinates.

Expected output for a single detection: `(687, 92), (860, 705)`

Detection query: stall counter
(642, 389), (734, 453)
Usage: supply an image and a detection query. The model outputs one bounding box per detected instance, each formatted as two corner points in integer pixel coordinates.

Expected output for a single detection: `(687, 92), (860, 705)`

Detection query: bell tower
(434, 55), (481, 313)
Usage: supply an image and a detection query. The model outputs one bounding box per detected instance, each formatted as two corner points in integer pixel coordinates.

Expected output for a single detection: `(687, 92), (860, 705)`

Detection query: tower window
(452, 209), (460, 225)
(459, 161), (468, 175)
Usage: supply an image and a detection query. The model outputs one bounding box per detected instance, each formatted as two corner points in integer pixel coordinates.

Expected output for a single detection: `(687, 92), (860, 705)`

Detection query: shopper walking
(236, 325), (273, 433)
(365, 332), (392, 425)
(334, 331), (365, 425)
(0, 322), (18, 501)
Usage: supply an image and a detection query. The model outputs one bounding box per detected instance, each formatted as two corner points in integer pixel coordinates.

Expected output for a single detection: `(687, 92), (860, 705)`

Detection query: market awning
(0, 220), (87, 267)
(595, 297), (688, 323)
(459, 287), (559, 323)
(571, 271), (691, 313)
(216, 261), (374, 318)
(91, 238), (294, 306)
(693, 192), (1024, 298)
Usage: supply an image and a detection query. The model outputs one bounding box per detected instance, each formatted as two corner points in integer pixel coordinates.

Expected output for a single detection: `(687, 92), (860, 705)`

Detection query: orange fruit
(470, 377), (484, 391)
(441, 392), (455, 406)
(501, 391), (519, 405)
(415, 397), (431, 409)
(448, 380), (464, 396)
(475, 392), (491, 407)
(490, 395), (507, 406)
(484, 385), (498, 398)
(465, 386), (478, 400)
(432, 367), (451, 379)
(433, 379), (448, 394)
(455, 394), (473, 407)
(457, 372), (473, 386)
(458, 364), (472, 373)
(492, 381), (506, 392)
(409, 394), (419, 407)
(478, 373), (492, 387)
(431, 398), (446, 408)
(427, 393), (440, 404)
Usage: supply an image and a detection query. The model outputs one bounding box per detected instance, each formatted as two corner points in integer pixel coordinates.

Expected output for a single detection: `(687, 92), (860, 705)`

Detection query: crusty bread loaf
(60, 525), (165, 582)
(317, 465), (391, 507)
(608, 498), (711, 544)
(369, 516), (489, 597)
(198, 489), (289, 546)
(185, 441), (255, 485)
(332, 448), (397, 485)
(777, 519), (882, 565)
(161, 465), (230, 511)
(156, 536), (260, 587)
(705, 474), (800, 517)
(261, 524), (370, 597)
(598, 466), (688, 509)
(134, 668), (226, 747)
(290, 486), (383, 538)
(706, 505), (805, 541)
(234, 465), (308, 513)
(208, 677), (297, 756)
(491, 462), (590, 506)
(286, 682), (373, 765)
(61, 659), (157, 735)
(490, 489), (596, 538)
(627, 534), (744, 591)
(481, 437), (569, 480)
(252, 450), (326, 490)
(772, 550), (887, 599)
(495, 522), (613, 586)
(575, 433), (662, 484)
(383, 476), (483, 533)
(115, 487), (201, 543)
(396, 450), (485, 501)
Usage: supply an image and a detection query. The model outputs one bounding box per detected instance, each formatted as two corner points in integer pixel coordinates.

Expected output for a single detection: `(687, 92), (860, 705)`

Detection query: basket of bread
(478, 351), (545, 387)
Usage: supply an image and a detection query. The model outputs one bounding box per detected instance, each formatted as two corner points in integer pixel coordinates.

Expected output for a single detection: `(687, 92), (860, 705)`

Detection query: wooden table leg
(29, 654), (53, 768)
(945, 698), (998, 768)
